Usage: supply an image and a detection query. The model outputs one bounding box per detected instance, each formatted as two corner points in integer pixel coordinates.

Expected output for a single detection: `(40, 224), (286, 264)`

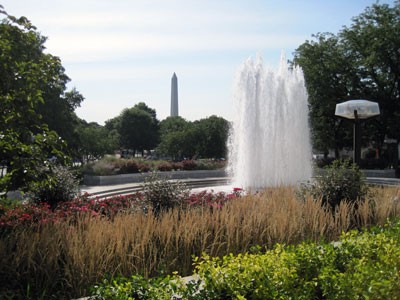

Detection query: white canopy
(335, 99), (380, 119)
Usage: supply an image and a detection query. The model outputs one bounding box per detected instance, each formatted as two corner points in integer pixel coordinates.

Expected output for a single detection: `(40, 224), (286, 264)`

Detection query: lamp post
(335, 100), (380, 166)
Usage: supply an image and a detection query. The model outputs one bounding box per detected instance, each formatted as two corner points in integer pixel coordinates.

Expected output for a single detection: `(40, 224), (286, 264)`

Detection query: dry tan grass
(1, 186), (399, 298)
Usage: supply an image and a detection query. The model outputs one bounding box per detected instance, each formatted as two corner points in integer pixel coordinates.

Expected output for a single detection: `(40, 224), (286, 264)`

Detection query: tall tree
(159, 116), (189, 138)
(76, 121), (117, 163)
(118, 104), (159, 156)
(156, 116), (192, 160)
(292, 2), (400, 158)
(339, 2), (400, 149)
(292, 33), (354, 156)
(37, 87), (84, 155)
(0, 8), (70, 194)
(156, 115), (229, 160)
(195, 115), (229, 159)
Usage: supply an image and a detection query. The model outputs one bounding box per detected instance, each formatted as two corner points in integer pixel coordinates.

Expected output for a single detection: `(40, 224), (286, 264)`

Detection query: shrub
(156, 162), (173, 172)
(91, 274), (184, 300)
(181, 160), (197, 170)
(194, 224), (400, 299)
(171, 161), (183, 170)
(137, 163), (152, 173)
(30, 165), (80, 208)
(141, 172), (189, 215)
(0, 193), (147, 233)
(185, 190), (234, 209)
(299, 159), (369, 209)
(118, 160), (139, 174)
(91, 219), (400, 299)
(81, 160), (115, 176)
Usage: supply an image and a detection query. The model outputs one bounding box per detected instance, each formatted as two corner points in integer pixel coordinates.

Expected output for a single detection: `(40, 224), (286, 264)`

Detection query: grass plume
(0, 186), (399, 298)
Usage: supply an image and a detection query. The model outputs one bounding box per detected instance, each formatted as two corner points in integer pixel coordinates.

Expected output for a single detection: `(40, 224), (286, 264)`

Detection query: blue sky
(2, 0), (396, 124)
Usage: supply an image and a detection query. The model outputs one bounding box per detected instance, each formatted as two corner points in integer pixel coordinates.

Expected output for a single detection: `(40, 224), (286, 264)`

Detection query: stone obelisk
(170, 73), (179, 117)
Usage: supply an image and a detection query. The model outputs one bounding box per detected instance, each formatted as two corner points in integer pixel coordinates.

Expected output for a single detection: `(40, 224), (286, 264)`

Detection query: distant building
(170, 73), (179, 117)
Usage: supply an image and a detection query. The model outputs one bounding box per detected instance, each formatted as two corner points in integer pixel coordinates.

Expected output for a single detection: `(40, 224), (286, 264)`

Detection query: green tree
(157, 126), (200, 160)
(157, 115), (229, 160)
(293, 33), (356, 157)
(76, 121), (118, 163)
(0, 8), (70, 194)
(159, 116), (189, 138)
(37, 87), (84, 155)
(340, 2), (400, 150)
(292, 2), (400, 158)
(195, 115), (229, 159)
(118, 103), (159, 156)
(157, 117), (195, 160)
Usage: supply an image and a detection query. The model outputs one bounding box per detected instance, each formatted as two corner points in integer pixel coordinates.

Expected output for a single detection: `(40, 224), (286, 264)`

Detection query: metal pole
(353, 110), (361, 166)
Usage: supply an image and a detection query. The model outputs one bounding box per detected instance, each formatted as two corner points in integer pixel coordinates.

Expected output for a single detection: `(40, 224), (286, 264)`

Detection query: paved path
(79, 177), (231, 199)
(79, 176), (400, 200)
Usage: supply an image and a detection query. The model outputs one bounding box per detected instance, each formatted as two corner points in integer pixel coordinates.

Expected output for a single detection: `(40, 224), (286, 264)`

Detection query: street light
(335, 99), (380, 166)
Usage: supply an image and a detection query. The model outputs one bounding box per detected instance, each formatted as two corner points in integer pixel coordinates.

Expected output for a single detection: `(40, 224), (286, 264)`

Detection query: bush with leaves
(299, 159), (369, 209)
(29, 165), (79, 208)
(91, 219), (400, 299)
(118, 160), (139, 174)
(141, 172), (189, 215)
(181, 160), (197, 170)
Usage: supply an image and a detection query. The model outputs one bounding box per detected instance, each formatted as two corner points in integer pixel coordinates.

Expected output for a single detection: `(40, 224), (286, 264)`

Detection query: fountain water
(227, 54), (312, 189)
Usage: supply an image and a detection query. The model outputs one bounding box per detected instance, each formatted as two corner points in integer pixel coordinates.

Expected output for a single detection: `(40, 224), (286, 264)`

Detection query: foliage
(0, 193), (146, 231)
(37, 86), (84, 157)
(141, 172), (190, 215)
(292, 2), (400, 156)
(157, 115), (229, 160)
(28, 165), (80, 208)
(76, 121), (118, 163)
(185, 190), (234, 209)
(0, 8), (73, 195)
(91, 274), (187, 300)
(1, 186), (399, 298)
(181, 159), (197, 170)
(118, 103), (159, 156)
(194, 115), (230, 159)
(157, 125), (200, 160)
(118, 159), (140, 174)
(91, 219), (400, 299)
(0, 189), (240, 231)
(155, 162), (173, 172)
(299, 159), (369, 209)
(81, 157), (224, 176)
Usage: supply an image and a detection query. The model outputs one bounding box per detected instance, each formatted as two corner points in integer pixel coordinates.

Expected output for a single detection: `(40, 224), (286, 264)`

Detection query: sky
(1, 0), (396, 125)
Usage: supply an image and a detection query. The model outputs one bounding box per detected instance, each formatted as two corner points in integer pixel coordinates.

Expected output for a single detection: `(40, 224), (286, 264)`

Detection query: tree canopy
(75, 120), (118, 163)
(117, 102), (159, 156)
(0, 8), (77, 194)
(292, 2), (400, 158)
(156, 115), (229, 160)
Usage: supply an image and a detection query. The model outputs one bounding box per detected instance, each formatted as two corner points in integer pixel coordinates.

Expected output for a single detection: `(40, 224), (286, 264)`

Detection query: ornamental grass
(0, 186), (399, 299)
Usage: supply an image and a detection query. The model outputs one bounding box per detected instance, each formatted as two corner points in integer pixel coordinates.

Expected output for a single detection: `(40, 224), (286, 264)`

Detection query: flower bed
(1, 186), (399, 299)
(0, 189), (240, 231)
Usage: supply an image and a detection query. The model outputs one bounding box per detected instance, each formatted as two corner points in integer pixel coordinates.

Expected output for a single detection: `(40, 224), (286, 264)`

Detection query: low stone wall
(315, 168), (396, 178)
(83, 169), (227, 186)
(362, 169), (396, 178)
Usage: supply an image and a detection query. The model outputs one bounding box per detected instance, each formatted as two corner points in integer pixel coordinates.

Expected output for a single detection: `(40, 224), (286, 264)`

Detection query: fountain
(227, 54), (313, 190)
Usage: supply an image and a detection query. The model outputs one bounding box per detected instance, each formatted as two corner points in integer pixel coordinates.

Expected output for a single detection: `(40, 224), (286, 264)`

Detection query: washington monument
(170, 73), (179, 117)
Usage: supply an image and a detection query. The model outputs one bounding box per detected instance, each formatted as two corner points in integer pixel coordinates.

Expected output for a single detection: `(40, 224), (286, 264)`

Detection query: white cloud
(5, 0), (393, 125)
(45, 30), (306, 64)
